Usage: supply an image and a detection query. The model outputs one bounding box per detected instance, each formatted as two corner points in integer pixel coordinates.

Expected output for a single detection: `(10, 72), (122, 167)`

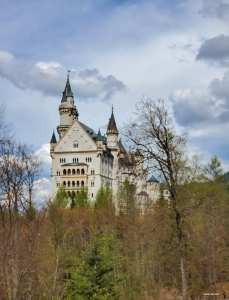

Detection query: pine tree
(63, 234), (122, 299)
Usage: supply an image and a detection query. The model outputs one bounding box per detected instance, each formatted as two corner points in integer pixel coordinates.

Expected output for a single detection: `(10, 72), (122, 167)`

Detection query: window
(72, 181), (75, 187)
(73, 141), (78, 148)
(68, 181), (70, 187)
(91, 170), (94, 175)
(90, 157), (92, 162)
(68, 169), (71, 175)
(92, 193), (93, 198)
(77, 169), (80, 174)
(63, 169), (66, 175)
(86, 158), (87, 162)
(81, 181), (84, 186)
(81, 169), (85, 175)
(63, 181), (66, 187)
(72, 169), (75, 175)
(77, 181), (79, 186)
(77, 158), (79, 163)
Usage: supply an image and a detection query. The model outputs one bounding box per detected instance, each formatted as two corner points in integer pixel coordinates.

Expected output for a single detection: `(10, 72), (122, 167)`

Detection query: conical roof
(50, 131), (57, 143)
(96, 128), (103, 141)
(61, 74), (73, 102)
(107, 106), (118, 132)
(147, 175), (159, 183)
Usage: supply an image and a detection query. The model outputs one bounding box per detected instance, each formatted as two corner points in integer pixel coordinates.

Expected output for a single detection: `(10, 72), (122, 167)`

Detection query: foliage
(72, 187), (90, 209)
(94, 183), (112, 209)
(63, 233), (123, 299)
(117, 178), (137, 217)
(53, 185), (69, 207)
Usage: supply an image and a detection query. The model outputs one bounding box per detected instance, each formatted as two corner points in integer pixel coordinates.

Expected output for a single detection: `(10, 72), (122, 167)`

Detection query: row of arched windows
(63, 169), (85, 175)
(73, 158), (78, 163)
(60, 158), (66, 163)
(86, 157), (92, 162)
(63, 181), (84, 187)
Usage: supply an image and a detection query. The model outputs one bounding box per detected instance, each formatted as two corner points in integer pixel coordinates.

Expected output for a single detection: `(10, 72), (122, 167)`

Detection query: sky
(0, 0), (229, 192)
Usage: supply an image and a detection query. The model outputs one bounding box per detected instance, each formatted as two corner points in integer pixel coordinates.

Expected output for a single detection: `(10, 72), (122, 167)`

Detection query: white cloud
(0, 51), (126, 100)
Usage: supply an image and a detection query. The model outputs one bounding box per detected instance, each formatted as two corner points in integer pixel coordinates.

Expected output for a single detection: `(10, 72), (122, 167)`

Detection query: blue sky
(1, 0), (229, 191)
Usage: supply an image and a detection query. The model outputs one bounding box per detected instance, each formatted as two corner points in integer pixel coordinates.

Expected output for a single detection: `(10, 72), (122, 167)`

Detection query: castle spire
(107, 106), (118, 132)
(61, 71), (73, 102)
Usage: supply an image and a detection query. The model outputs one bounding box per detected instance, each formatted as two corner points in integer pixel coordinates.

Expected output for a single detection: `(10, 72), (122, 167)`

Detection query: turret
(50, 130), (57, 154)
(96, 128), (104, 149)
(57, 73), (79, 139)
(106, 106), (119, 150)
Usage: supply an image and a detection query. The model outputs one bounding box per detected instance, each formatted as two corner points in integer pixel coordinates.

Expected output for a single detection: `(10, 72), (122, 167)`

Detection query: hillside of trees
(0, 100), (229, 300)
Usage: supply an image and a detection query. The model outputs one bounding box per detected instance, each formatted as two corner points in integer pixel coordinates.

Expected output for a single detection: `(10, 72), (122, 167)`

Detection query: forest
(0, 99), (229, 300)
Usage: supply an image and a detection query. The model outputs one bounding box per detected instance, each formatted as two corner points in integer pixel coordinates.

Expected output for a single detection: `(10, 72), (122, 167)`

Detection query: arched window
(73, 158), (75, 163)
(90, 157), (92, 162)
(72, 191), (75, 198)
(92, 193), (93, 198)
(81, 181), (84, 186)
(72, 169), (75, 175)
(64, 158), (66, 163)
(81, 169), (85, 175)
(77, 169), (80, 175)
(60, 158), (61, 163)
(63, 169), (66, 175)
(68, 169), (71, 175)
(77, 158), (78, 163)
(68, 181), (71, 187)
(63, 181), (66, 186)
(77, 181), (79, 186)
(86, 158), (87, 162)
(72, 181), (75, 187)
(73, 140), (78, 148)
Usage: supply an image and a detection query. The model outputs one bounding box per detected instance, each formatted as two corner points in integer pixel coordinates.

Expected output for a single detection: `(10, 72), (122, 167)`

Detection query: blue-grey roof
(61, 74), (74, 103)
(96, 129), (103, 141)
(147, 175), (159, 183)
(107, 107), (118, 131)
(118, 139), (126, 153)
(50, 131), (57, 143)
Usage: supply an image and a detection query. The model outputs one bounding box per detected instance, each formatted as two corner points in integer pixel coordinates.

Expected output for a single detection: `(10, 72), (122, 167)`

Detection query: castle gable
(54, 120), (97, 153)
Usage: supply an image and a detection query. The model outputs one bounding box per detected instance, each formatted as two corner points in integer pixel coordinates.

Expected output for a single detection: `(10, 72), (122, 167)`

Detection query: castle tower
(106, 106), (119, 150)
(57, 73), (79, 139)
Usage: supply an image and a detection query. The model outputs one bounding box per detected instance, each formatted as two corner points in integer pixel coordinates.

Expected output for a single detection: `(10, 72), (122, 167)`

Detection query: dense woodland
(0, 100), (229, 300)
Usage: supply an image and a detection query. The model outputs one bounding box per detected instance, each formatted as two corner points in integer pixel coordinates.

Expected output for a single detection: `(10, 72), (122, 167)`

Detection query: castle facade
(50, 75), (160, 206)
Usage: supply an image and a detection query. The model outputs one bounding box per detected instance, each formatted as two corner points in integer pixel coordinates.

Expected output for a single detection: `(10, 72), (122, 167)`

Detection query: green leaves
(63, 234), (122, 300)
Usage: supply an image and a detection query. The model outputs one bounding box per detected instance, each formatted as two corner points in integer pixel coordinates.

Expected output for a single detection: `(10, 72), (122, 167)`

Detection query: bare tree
(0, 103), (13, 150)
(0, 141), (42, 299)
(122, 98), (190, 299)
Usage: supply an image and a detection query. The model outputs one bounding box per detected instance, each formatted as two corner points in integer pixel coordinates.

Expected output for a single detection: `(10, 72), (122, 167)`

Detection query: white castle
(50, 75), (161, 208)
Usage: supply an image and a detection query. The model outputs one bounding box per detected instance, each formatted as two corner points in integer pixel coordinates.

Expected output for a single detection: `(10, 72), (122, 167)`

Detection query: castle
(50, 75), (160, 208)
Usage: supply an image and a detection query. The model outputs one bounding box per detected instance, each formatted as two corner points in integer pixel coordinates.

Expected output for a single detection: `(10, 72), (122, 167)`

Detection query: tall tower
(106, 106), (119, 150)
(57, 73), (79, 139)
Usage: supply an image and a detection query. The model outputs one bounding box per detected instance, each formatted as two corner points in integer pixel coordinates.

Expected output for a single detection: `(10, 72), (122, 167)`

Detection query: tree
(53, 185), (69, 207)
(0, 141), (43, 299)
(117, 178), (137, 218)
(94, 183), (113, 209)
(123, 98), (195, 300)
(63, 233), (122, 299)
(0, 103), (13, 151)
(72, 187), (90, 209)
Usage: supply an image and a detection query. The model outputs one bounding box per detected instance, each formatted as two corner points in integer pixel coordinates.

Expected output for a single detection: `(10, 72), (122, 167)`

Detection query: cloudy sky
(1, 0), (229, 188)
